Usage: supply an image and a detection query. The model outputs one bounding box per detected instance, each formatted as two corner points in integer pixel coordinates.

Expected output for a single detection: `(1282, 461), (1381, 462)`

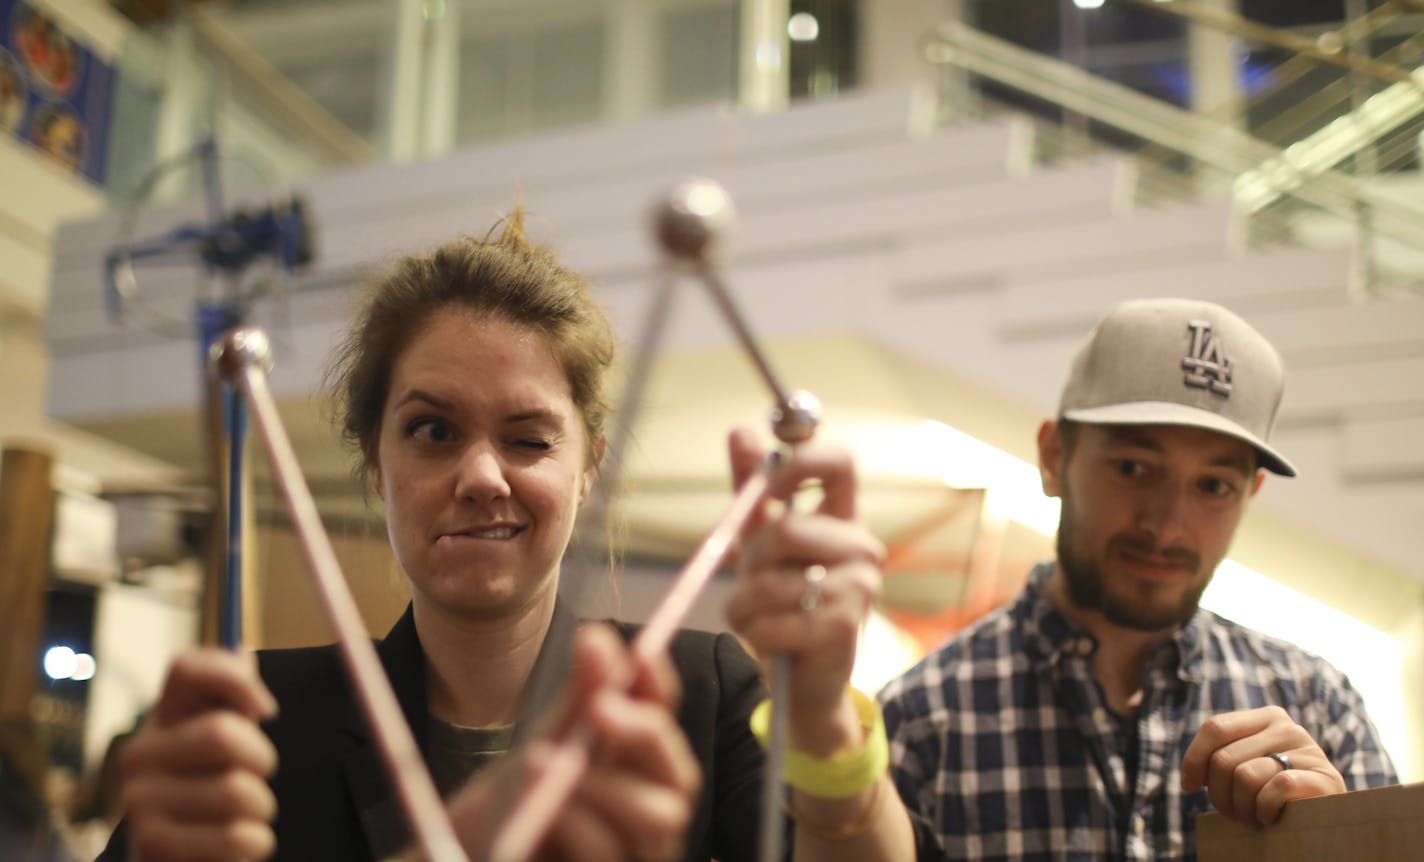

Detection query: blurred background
(1, 1), (1422, 857)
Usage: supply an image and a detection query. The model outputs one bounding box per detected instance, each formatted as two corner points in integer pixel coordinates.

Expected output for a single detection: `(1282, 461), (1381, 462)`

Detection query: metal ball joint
(772, 390), (821, 445)
(209, 326), (274, 381)
(653, 178), (736, 261)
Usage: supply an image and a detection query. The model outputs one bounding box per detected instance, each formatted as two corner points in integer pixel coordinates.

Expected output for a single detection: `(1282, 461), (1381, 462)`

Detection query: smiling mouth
(448, 526), (524, 541)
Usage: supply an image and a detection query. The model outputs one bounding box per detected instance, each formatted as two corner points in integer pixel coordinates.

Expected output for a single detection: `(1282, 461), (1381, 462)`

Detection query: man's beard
(1055, 490), (1208, 632)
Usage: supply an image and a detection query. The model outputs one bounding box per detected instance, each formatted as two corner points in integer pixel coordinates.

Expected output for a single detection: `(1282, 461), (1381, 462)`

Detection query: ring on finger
(1266, 751), (1293, 772)
(801, 565), (827, 611)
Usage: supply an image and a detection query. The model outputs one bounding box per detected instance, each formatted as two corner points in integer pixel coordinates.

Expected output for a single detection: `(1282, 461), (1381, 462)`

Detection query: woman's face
(376, 308), (595, 621)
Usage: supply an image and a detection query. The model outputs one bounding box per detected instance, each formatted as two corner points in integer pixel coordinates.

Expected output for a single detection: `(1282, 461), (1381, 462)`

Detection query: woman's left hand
(443, 625), (700, 862)
(723, 427), (885, 756)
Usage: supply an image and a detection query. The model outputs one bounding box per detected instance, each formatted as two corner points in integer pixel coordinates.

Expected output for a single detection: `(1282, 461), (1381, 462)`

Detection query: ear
(1250, 469), (1265, 498)
(580, 435), (607, 505)
(373, 470), (385, 500)
(1037, 420), (1066, 499)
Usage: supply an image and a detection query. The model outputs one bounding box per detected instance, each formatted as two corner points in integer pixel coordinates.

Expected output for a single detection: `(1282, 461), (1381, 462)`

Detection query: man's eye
(409, 418), (453, 443)
(1112, 459), (1144, 478)
(1200, 476), (1237, 497)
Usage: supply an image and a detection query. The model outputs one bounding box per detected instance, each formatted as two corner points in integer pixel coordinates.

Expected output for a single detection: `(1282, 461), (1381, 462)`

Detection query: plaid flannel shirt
(879, 562), (1398, 862)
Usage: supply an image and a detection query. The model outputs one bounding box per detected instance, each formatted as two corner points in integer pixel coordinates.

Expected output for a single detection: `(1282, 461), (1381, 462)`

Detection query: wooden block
(1197, 783), (1424, 862)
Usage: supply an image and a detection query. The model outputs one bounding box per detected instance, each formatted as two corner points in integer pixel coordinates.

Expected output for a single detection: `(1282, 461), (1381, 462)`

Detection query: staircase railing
(922, 1), (1424, 294)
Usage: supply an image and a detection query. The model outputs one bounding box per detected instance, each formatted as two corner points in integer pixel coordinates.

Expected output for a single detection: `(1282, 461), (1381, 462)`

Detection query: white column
(739, 0), (789, 113)
(862, 0), (958, 94)
(1187, 0), (1243, 121)
(862, 0), (960, 127)
(606, 0), (657, 120)
(379, 0), (426, 162)
(1187, 0), (1244, 197)
(153, 19), (202, 199)
(421, 0), (460, 156)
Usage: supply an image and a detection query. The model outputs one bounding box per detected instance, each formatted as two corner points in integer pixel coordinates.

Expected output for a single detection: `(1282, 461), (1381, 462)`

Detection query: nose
(1135, 479), (1190, 547)
(454, 444), (510, 502)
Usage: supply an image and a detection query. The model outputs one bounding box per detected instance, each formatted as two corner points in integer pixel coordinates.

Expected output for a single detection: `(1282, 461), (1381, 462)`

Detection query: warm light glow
(853, 609), (922, 695)
(787, 12), (819, 42)
(72, 653), (97, 682)
(1202, 562), (1412, 776)
(44, 646), (77, 681)
(852, 419), (1061, 536)
(1073, 0), (1106, 8)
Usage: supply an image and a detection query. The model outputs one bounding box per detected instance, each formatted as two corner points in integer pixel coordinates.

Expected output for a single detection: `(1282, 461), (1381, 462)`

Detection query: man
(880, 298), (1397, 861)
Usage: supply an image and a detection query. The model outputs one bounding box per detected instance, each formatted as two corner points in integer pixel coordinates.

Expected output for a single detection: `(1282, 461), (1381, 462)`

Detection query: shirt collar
(1015, 560), (1206, 683)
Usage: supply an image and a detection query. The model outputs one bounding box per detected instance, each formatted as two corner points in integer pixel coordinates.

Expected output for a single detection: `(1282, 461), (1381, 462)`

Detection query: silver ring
(800, 565), (827, 611)
(1266, 751), (1293, 772)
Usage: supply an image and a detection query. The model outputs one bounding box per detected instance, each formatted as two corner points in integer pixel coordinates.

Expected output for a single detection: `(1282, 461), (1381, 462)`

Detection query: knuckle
(1262, 705), (1290, 723)
(1208, 747), (1236, 775)
(206, 711), (255, 749)
(1199, 714), (1229, 740)
(128, 819), (173, 859)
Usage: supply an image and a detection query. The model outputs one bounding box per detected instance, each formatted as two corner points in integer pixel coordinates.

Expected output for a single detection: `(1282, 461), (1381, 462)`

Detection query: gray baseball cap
(1058, 298), (1296, 476)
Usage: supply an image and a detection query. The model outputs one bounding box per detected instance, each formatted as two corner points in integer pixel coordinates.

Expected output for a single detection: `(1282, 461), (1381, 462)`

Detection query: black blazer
(103, 603), (772, 862)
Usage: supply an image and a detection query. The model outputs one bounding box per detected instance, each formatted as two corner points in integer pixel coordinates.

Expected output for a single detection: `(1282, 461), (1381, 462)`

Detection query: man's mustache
(1110, 533), (1200, 572)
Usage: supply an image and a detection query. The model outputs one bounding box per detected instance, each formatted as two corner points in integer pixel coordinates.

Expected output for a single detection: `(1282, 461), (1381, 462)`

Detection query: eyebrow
(1103, 427), (1255, 475)
(504, 409), (565, 427)
(391, 389), (454, 413)
(391, 390), (566, 427)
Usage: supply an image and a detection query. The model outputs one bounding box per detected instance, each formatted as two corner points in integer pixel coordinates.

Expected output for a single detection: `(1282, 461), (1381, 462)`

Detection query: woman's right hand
(120, 649), (279, 862)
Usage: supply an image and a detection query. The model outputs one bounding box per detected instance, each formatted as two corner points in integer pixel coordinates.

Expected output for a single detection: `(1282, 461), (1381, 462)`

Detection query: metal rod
(488, 460), (777, 862)
(222, 388), (244, 647)
(695, 260), (794, 409)
(759, 654), (790, 862)
(214, 329), (467, 862)
(489, 179), (815, 861)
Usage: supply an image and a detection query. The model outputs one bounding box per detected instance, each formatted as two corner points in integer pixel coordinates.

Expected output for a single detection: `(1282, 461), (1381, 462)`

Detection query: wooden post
(0, 446), (55, 719)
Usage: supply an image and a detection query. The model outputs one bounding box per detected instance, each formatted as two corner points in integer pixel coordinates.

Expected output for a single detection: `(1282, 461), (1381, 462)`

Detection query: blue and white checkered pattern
(879, 563), (1398, 862)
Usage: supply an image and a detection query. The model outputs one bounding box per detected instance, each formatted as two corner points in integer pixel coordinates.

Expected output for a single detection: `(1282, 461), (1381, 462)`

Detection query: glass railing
(100, 0), (873, 205)
(923, 1), (1424, 295)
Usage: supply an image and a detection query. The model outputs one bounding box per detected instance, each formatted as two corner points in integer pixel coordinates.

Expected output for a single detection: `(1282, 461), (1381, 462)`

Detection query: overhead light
(42, 645), (97, 681)
(788, 12), (819, 42)
(44, 646), (77, 681)
(1073, 0), (1106, 8)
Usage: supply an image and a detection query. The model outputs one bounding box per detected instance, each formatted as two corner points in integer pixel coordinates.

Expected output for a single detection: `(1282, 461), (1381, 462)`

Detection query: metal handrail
(1118, 0), (1419, 88)
(922, 19), (1424, 255)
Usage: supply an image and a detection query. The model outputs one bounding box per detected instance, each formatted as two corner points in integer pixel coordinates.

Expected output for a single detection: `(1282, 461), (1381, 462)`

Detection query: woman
(107, 211), (912, 861)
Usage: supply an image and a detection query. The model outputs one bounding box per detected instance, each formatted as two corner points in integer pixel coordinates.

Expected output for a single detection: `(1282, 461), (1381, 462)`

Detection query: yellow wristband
(749, 688), (889, 799)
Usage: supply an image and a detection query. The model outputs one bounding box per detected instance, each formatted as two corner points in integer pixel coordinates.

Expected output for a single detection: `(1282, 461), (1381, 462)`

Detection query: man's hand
(1181, 706), (1346, 825)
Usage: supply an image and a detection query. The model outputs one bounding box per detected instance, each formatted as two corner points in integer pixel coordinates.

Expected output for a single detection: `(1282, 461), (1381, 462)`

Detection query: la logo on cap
(1182, 319), (1232, 398)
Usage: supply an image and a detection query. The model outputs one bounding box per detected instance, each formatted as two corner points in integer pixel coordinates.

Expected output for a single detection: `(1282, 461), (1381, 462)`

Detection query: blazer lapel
(339, 599), (578, 858)
(341, 604), (429, 860)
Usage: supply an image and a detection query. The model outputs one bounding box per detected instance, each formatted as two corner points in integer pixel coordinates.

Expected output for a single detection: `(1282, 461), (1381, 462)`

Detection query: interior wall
(254, 518), (408, 649)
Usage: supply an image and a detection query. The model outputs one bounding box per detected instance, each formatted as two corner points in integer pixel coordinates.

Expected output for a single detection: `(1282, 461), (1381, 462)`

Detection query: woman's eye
(408, 418), (453, 444)
(514, 438), (552, 452)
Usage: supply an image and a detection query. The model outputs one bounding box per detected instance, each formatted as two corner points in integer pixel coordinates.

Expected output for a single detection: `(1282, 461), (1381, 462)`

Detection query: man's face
(1039, 421), (1264, 633)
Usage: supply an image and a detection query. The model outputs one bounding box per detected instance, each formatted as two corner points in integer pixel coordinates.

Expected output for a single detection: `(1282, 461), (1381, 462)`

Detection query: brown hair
(327, 209), (615, 488)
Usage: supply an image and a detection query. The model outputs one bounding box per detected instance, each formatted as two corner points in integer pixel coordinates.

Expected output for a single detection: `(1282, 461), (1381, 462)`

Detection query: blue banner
(1, 0), (115, 183)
